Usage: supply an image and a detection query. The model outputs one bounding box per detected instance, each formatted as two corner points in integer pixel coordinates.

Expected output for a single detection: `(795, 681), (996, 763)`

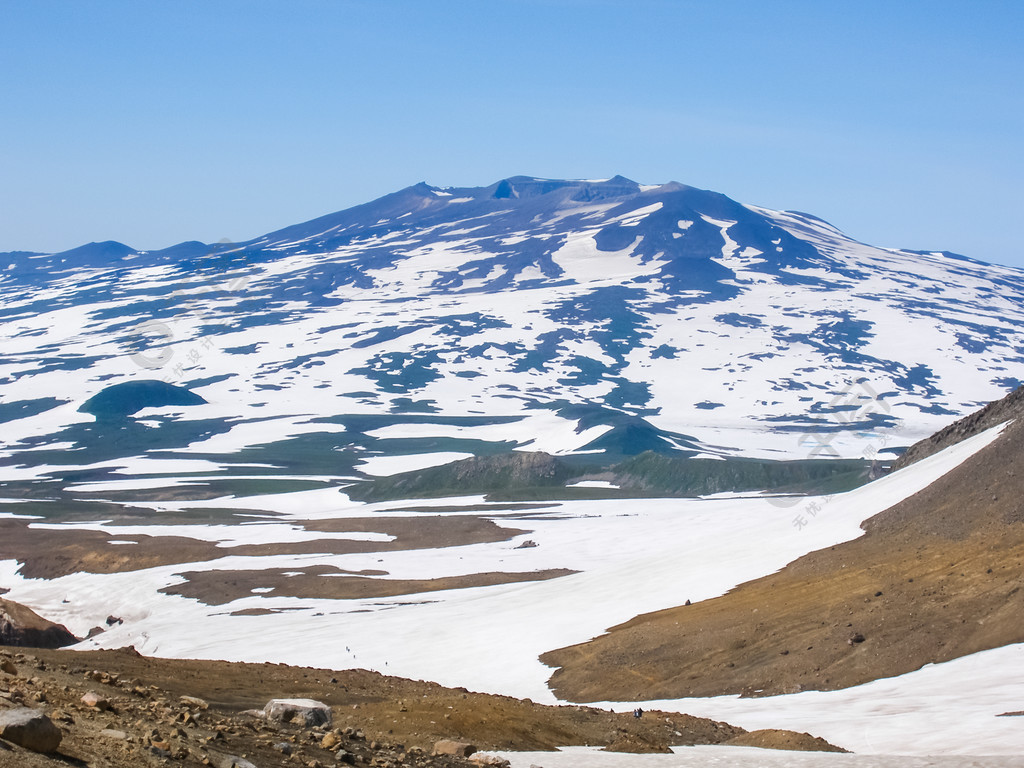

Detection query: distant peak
(52, 240), (137, 260)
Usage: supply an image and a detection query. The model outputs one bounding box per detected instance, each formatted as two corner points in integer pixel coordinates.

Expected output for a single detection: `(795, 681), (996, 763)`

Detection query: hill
(542, 388), (1024, 700)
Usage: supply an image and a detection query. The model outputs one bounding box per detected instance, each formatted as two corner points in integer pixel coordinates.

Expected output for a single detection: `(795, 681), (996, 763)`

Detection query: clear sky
(2, 1), (1022, 266)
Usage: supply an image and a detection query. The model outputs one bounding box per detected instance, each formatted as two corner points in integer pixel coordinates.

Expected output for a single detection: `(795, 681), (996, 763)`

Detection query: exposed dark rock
(0, 599), (78, 649)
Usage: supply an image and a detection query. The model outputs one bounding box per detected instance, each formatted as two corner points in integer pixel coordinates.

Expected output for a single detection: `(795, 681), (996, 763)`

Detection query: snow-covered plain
(1, 425), (1018, 758)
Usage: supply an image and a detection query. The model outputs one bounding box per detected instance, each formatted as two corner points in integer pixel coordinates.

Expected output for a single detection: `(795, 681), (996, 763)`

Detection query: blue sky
(2, 1), (1022, 266)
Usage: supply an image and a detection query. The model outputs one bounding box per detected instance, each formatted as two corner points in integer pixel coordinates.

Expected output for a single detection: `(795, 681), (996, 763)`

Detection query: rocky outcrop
(0, 599), (78, 649)
(433, 739), (477, 757)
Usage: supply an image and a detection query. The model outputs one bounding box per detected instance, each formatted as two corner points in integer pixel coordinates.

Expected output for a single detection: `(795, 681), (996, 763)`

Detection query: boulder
(433, 739), (477, 757)
(0, 707), (63, 753)
(81, 690), (112, 710)
(264, 698), (332, 728)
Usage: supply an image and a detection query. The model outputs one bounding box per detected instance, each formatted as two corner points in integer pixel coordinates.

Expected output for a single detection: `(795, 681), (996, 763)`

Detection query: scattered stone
(100, 728), (129, 740)
(0, 660), (16, 676)
(0, 707), (63, 753)
(433, 739), (477, 757)
(274, 740), (293, 754)
(847, 633), (866, 645)
(81, 690), (113, 710)
(515, 540), (538, 549)
(106, 615), (124, 626)
(181, 695), (210, 709)
(322, 731), (341, 749)
(264, 698), (332, 728)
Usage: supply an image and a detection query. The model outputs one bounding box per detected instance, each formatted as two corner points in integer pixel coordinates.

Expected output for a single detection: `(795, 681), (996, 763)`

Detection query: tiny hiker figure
(633, 708), (643, 719)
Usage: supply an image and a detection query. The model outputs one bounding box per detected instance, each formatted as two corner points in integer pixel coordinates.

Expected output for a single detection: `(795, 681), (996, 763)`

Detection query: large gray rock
(0, 707), (63, 753)
(263, 698), (332, 728)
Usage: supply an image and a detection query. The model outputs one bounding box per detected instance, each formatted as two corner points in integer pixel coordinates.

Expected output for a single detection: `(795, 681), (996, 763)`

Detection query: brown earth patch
(724, 728), (848, 752)
(542, 404), (1024, 701)
(0, 515), (526, 580)
(162, 564), (577, 604)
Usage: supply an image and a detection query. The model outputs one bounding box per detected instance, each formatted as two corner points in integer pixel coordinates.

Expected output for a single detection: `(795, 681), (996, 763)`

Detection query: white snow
(356, 452), (474, 476)
(496, 746), (1024, 768)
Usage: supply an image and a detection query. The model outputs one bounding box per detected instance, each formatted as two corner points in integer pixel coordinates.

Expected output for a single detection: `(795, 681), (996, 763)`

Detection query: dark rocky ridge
(892, 385), (1024, 470)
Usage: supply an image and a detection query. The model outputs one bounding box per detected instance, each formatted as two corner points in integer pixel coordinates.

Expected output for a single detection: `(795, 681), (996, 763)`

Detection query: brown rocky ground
(161, 566), (575, 605)
(543, 389), (1024, 701)
(0, 515), (529, 581)
(723, 729), (850, 752)
(0, 643), (844, 768)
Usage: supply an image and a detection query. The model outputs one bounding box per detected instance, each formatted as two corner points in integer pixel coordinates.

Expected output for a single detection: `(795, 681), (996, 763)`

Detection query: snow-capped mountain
(3, 177), (1024, 758)
(2, 176), (1024, 489)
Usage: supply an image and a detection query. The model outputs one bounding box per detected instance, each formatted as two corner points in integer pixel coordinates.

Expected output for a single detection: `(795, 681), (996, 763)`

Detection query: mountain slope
(2, 176), (1024, 498)
(541, 388), (1024, 701)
